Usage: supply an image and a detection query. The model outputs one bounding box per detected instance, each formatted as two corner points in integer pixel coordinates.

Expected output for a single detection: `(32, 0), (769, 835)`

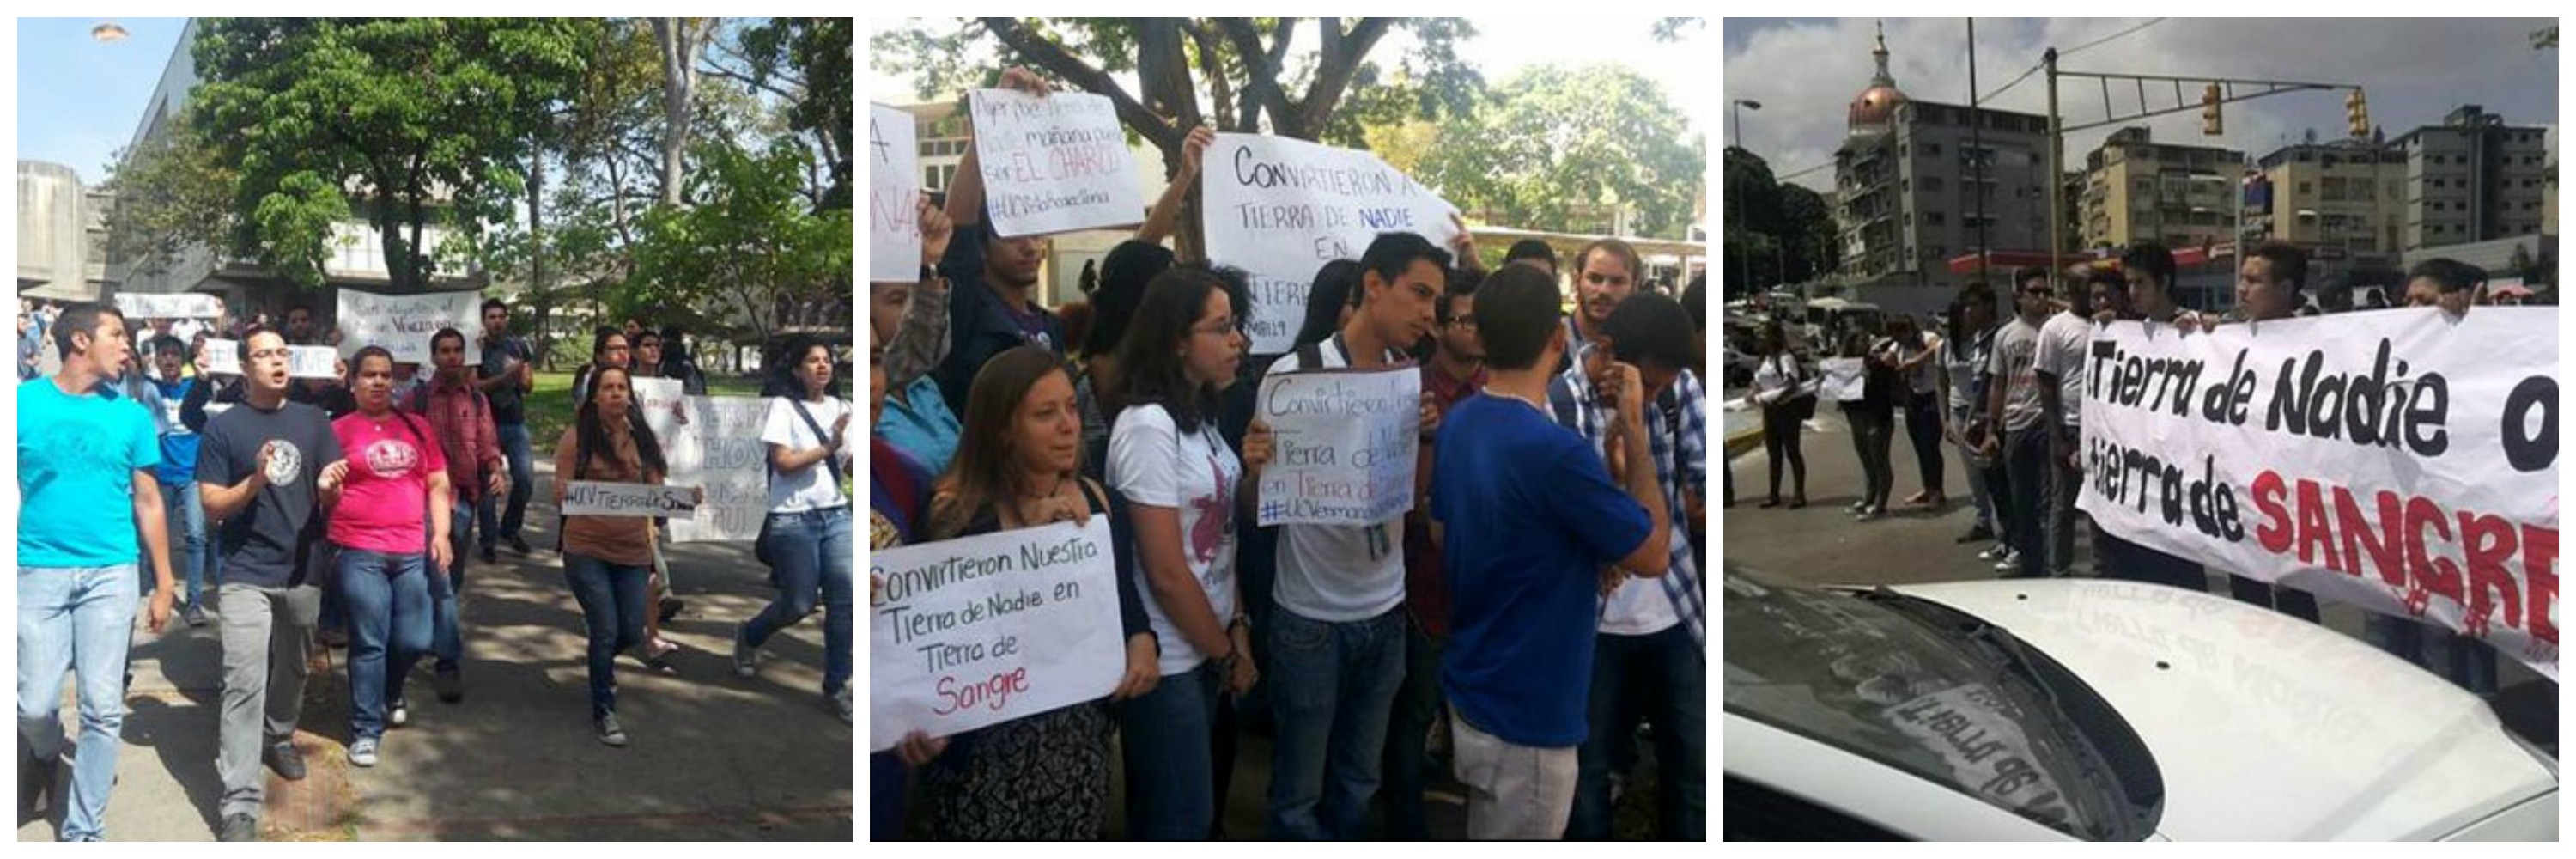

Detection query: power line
(1977, 18), (2166, 105)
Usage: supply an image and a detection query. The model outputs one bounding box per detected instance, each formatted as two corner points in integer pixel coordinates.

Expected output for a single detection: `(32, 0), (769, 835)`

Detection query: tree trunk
(652, 18), (714, 207)
(527, 152), (554, 370)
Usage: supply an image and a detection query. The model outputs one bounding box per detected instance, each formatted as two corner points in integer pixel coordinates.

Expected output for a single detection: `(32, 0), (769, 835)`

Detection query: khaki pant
(1449, 709), (1579, 839)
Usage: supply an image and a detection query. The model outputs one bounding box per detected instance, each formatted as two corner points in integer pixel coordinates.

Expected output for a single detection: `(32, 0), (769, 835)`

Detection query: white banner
(868, 102), (921, 282)
(1819, 357), (1868, 402)
(334, 289), (481, 363)
(869, 518), (1124, 752)
(203, 338), (242, 375)
(115, 292), (222, 320)
(562, 481), (699, 517)
(1255, 365), (1421, 527)
(1203, 133), (1461, 354)
(665, 396), (771, 543)
(288, 345), (337, 380)
(2076, 309), (2559, 678)
(967, 88), (1143, 237)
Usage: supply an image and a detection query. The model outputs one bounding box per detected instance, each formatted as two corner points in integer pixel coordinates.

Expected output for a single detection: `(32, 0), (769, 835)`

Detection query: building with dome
(1832, 23), (2057, 303)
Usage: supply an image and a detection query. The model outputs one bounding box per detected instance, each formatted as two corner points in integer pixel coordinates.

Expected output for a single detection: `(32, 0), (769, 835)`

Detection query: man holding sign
(930, 68), (1084, 417)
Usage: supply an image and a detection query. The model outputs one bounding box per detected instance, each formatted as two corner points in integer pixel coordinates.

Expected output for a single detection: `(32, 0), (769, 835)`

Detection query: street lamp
(91, 21), (128, 42)
(1730, 99), (1764, 293)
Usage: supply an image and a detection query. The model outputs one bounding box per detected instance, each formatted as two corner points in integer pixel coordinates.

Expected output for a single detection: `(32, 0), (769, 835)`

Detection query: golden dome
(1847, 21), (1907, 133)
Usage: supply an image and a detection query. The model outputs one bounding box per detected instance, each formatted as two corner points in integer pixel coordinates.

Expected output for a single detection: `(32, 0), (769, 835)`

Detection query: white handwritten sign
(288, 345), (338, 380)
(562, 481), (700, 517)
(631, 377), (687, 442)
(335, 289), (480, 363)
(868, 102), (922, 282)
(665, 396), (771, 543)
(1204, 134), (1461, 354)
(968, 89), (1143, 237)
(115, 292), (223, 320)
(869, 518), (1123, 751)
(202, 338), (242, 375)
(1819, 357), (1868, 402)
(1255, 365), (1422, 527)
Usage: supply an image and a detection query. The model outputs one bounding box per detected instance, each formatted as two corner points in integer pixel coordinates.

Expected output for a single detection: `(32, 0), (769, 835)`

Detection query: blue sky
(17, 17), (189, 185)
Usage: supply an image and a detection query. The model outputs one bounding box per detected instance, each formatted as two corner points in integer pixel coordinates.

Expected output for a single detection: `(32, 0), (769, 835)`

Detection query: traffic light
(2201, 82), (2224, 136)
(2345, 88), (2370, 138)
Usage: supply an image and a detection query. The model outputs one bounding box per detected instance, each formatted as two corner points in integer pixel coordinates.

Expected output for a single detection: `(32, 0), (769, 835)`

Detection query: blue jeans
(159, 478), (207, 606)
(2364, 613), (2500, 696)
(1119, 662), (1222, 839)
(2002, 426), (2051, 575)
(1569, 624), (1708, 840)
(337, 548), (431, 740)
(563, 553), (649, 718)
(1265, 606), (1406, 840)
(482, 423), (535, 545)
(1378, 612), (1444, 839)
(431, 501), (475, 669)
(744, 507), (854, 696)
(18, 564), (139, 841)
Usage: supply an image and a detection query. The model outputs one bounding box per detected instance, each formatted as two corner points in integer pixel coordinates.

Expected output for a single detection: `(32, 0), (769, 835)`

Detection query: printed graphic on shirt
(24, 422), (126, 487)
(362, 438), (422, 478)
(1188, 449), (1233, 564)
(265, 440), (303, 485)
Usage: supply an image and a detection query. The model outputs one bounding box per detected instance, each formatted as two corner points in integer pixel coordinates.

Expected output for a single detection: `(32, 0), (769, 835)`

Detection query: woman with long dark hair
(1838, 327), (1900, 521)
(1940, 283), (2008, 551)
(321, 346), (450, 767)
(552, 365), (686, 746)
(1889, 315), (1946, 509)
(733, 336), (856, 721)
(1748, 324), (1811, 508)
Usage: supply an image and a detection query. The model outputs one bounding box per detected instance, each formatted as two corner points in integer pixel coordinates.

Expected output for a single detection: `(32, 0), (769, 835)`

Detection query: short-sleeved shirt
(1988, 316), (2045, 433)
(149, 375), (201, 486)
(330, 410), (447, 553)
(478, 333), (533, 425)
(1433, 394), (1652, 748)
(1109, 403), (1242, 677)
(762, 395), (854, 513)
(199, 399), (342, 587)
(1261, 339), (1409, 624)
(2034, 311), (2093, 429)
(18, 378), (161, 567)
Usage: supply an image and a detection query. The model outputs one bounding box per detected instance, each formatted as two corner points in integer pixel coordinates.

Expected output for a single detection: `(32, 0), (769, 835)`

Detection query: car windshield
(1722, 568), (2157, 840)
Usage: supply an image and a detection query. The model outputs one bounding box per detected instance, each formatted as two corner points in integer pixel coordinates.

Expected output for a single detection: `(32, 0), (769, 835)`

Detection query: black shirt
(197, 399), (343, 588)
(933, 232), (1064, 416)
(479, 333), (533, 425)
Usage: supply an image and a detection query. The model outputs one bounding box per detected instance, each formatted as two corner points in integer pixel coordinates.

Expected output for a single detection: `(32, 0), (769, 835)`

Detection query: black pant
(1845, 407), (1894, 510)
(2099, 531), (2208, 591)
(1762, 404), (1807, 500)
(2230, 575), (2321, 622)
(1902, 394), (1945, 497)
(2002, 426), (2051, 575)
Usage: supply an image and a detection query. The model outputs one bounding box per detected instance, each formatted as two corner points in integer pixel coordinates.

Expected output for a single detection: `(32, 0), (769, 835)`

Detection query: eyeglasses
(248, 348), (291, 361)
(1189, 318), (1243, 338)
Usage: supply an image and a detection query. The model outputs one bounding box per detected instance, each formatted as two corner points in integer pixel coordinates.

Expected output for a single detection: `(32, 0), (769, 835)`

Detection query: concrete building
(18, 161), (92, 301)
(2395, 104), (2550, 252)
(1831, 25), (2052, 301)
(2079, 126), (2242, 254)
(2244, 139), (2407, 271)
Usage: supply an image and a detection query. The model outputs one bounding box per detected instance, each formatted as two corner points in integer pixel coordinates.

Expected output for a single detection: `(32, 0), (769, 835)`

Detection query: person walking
(733, 337), (859, 721)
(553, 366), (687, 746)
(413, 328), (507, 703)
(325, 346), (451, 767)
(474, 299), (537, 563)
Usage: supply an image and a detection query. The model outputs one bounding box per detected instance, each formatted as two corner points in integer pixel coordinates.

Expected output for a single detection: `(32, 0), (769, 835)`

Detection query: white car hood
(1886, 578), (2555, 841)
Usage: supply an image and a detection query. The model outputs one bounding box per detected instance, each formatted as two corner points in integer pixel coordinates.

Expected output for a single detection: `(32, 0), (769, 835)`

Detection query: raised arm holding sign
(868, 102), (922, 282)
(967, 88), (1143, 237)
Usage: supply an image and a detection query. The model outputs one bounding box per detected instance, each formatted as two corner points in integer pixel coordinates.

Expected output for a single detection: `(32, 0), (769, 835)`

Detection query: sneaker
(507, 535), (532, 556)
(348, 738), (379, 768)
(732, 623), (759, 679)
(1847, 500), (1870, 514)
(185, 603), (210, 627)
(1856, 506), (1883, 522)
(1903, 490), (1931, 505)
(596, 713), (629, 748)
(480, 544), (497, 564)
(388, 699), (410, 728)
(264, 740), (307, 782)
(1994, 551), (2022, 572)
(218, 813), (259, 842)
(434, 666), (464, 704)
(833, 686), (853, 723)
(658, 596), (686, 624)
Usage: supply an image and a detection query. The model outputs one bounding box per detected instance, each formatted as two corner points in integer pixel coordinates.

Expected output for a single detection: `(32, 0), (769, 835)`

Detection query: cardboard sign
(868, 102), (922, 282)
(967, 88), (1145, 237)
(869, 518), (1124, 751)
(1202, 133), (1460, 354)
(1255, 365), (1422, 527)
(287, 345), (338, 380)
(561, 481), (699, 517)
(114, 292), (223, 320)
(2078, 308), (2559, 679)
(665, 396), (773, 543)
(202, 338), (242, 375)
(334, 289), (480, 362)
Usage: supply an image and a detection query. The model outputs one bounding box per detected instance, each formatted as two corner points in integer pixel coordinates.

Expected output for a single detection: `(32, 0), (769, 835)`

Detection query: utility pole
(1730, 98), (1764, 296)
(1969, 18), (1989, 282)
(2045, 48), (2062, 280)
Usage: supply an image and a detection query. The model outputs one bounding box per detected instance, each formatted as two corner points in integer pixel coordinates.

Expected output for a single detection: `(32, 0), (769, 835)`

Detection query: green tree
(189, 17), (592, 292)
(99, 110), (236, 279)
(650, 18), (723, 207)
(1412, 64), (1702, 240)
(1777, 183), (1840, 286)
(629, 140), (851, 346)
(732, 17), (854, 210)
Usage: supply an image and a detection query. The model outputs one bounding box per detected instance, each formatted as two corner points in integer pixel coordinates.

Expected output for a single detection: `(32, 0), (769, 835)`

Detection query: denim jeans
(2364, 613), (2500, 696)
(159, 478), (208, 606)
(482, 423), (535, 545)
(2002, 426), (2051, 574)
(1950, 405), (1996, 533)
(18, 564), (139, 841)
(1844, 408), (1895, 510)
(1902, 395), (1945, 497)
(431, 500), (475, 669)
(1118, 662), (1222, 839)
(1378, 612), (1444, 839)
(2046, 427), (2084, 576)
(1568, 624), (1708, 840)
(337, 548), (431, 740)
(564, 552), (649, 718)
(744, 507), (854, 696)
(1265, 606), (1406, 840)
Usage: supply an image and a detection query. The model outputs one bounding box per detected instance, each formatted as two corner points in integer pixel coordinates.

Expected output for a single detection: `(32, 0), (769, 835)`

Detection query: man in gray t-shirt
(1985, 268), (2054, 577)
(2032, 271), (2098, 576)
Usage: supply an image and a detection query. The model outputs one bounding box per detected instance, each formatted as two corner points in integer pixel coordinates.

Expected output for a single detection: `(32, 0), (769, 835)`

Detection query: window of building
(1926, 211), (1946, 226)
(1923, 176), (1944, 192)
(2297, 181), (2312, 195)
(1920, 142), (1942, 157)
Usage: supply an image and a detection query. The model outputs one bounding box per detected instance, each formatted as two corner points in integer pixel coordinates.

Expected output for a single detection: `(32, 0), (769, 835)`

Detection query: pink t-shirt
(329, 410), (448, 554)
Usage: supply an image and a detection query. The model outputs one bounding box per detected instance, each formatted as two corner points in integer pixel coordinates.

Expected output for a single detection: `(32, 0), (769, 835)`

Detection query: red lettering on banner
(2333, 487), (2409, 588)
(2404, 497), (2464, 607)
(2524, 527), (2558, 645)
(2460, 512), (2520, 632)
(930, 667), (1032, 716)
(2294, 479), (2342, 572)
(2253, 471), (2292, 553)
(2249, 472), (2555, 646)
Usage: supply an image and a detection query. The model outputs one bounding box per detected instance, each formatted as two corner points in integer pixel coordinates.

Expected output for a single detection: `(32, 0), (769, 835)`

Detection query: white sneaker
(348, 738), (379, 768)
(833, 687), (853, 723)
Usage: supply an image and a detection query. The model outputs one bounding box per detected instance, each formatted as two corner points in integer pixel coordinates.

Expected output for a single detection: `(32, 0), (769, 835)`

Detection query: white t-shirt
(760, 395), (854, 512)
(1109, 403), (1242, 677)
(1261, 342), (1408, 624)
(2034, 311), (2092, 429)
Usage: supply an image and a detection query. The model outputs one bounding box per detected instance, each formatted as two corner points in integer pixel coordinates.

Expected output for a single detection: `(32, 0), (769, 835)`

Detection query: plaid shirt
(1546, 345), (1707, 650)
(411, 375), (503, 505)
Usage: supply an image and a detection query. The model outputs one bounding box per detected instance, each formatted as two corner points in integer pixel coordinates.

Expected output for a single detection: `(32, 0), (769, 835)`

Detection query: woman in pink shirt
(319, 345), (452, 768)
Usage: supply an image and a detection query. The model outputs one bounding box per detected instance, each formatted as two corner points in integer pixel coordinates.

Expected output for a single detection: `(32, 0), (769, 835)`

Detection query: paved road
(21, 460), (854, 841)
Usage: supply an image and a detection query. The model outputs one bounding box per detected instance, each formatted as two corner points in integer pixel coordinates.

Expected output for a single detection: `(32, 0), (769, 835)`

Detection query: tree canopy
(1413, 64), (1704, 240)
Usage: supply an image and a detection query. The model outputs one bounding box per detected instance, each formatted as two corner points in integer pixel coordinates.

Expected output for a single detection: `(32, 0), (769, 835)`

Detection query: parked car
(1723, 566), (2558, 841)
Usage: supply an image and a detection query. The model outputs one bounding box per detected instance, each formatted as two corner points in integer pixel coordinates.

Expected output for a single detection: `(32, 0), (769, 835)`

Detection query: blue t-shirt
(877, 375), (962, 475)
(1432, 393), (1652, 747)
(150, 375), (201, 486)
(17, 377), (161, 567)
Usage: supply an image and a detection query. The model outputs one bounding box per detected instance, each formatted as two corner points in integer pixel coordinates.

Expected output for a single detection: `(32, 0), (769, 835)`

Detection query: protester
(570, 328), (630, 405)
(1559, 239), (1640, 374)
(414, 328), (507, 704)
(2031, 269), (2094, 578)
(18, 302), (176, 842)
(1832, 328), (1899, 521)
(1291, 259), (1365, 351)
(137, 334), (211, 626)
(933, 67), (1069, 416)
(876, 196), (964, 473)
(2092, 245), (2208, 591)
(2376, 257), (2502, 697)
(197, 326), (337, 841)
(1987, 267), (2052, 577)
(553, 365), (686, 746)
(866, 330), (933, 841)
(1430, 265), (1668, 839)
(323, 346), (450, 767)
(734, 337), (858, 721)
(1938, 283), (2003, 550)
(1107, 266), (1260, 839)
(1885, 315), (1945, 509)
(1072, 241), (1172, 482)
(657, 326), (710, 395)
(1503, 239), (1558, 277)
(476, 299), (538, 563)
(2404, 256), (2485, 315)
(1749, 324), (1811, 508)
